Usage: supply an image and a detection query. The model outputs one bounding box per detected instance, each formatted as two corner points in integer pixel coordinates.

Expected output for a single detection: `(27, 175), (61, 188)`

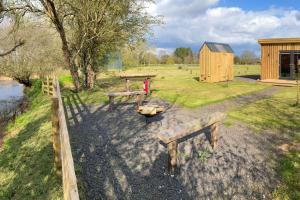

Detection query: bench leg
(210, 122), (219, 150)
(167, 140), (178, 174)
(136, 94), (143, 110)
(109, 96), (114, 110)
(126, 79), (130, 92)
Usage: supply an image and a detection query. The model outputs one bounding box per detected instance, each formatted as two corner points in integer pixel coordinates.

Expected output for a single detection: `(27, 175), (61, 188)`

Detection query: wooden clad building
(258, 38), (300, 80)
(199, 42), (234, 83)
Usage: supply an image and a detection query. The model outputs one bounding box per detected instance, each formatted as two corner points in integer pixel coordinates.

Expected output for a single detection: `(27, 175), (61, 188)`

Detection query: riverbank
(0, 76), (13, 81)
(0, 80), (63, 199)
(0, 121), (6, 147)
(0, 80), (24, 114)
(0, 80), (25, 148)
(0, 98), (27, 148)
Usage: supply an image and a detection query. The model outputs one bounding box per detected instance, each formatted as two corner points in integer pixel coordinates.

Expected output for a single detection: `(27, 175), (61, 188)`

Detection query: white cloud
(155, 47), (174, 55)
(150, 0), (219, 17)
(147, 1), (300, 54)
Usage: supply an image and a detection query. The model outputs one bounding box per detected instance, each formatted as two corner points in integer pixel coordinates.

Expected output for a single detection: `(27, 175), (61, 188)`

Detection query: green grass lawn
(0, 81), (63, 200)
(126, 65), (265, 108)
(61, 64), (267, 108)
(234, 64), (260, 76)
(228, 88), (300, 199)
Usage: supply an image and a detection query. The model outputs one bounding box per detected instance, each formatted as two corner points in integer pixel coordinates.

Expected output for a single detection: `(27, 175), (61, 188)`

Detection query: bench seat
(157, 112), (226, 173)
(106, 91), (146, 97)
(106, 91), (146, 110)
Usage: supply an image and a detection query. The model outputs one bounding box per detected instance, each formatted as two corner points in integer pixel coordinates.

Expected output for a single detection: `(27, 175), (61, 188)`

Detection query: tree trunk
(41, 0), (80, 90)
(80, 52), (96, 89)
(86, 64), (95, 89)
(79, 53), (88, 89)
(82, 63), (95, 89)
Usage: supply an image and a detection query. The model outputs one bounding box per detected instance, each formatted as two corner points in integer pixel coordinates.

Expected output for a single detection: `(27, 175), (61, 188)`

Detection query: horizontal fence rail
(42, 77), (54, 96)
(47, 77), (79, 200)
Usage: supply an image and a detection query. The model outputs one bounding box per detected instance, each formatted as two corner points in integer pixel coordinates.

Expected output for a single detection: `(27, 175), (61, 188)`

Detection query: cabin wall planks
(258, 38), (300, 80)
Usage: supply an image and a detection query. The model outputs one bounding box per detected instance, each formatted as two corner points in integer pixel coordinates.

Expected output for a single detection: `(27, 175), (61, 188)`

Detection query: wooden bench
(157, 112), (226, 173)
(119, 74), (156, 94)
(106, 91), (146, 110)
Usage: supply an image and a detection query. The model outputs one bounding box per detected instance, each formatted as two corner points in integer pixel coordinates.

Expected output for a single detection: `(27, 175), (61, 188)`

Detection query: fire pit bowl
(137, 104), (165, 123)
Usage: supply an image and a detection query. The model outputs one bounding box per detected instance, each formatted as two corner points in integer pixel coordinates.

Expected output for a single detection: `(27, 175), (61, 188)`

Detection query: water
(0, 81), (24, 114)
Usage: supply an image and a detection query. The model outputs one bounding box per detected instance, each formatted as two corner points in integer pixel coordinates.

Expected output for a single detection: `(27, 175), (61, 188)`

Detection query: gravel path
(65, 87), (284, 200)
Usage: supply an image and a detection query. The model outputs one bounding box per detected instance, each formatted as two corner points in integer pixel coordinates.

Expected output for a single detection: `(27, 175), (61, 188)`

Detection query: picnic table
(157, 112), (226, 173)
(119, 74), (156, 93)
(105, 74), (156, 110)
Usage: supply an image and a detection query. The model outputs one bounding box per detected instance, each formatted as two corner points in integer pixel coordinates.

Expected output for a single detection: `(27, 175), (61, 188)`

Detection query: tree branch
(0, 40), (25, 57)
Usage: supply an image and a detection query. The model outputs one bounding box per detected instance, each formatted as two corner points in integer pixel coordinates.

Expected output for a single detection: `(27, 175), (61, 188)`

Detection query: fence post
(42, 79), (44, 94)
(52, 80), (62, 175)
(47, 76), (50, 95)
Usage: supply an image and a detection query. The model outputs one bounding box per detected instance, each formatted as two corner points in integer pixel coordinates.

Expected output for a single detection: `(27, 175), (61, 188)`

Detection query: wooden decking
(260, 79), (299, 87)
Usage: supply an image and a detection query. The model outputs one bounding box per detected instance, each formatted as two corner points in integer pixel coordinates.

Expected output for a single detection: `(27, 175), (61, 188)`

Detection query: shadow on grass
(0, 112), (62, 199)
(236, 75), (260, 80)
(229, 95), (300, 199)
(193, 77), (200, 82)
(234, 75), (260, 84)
(274, 150), (300, 199)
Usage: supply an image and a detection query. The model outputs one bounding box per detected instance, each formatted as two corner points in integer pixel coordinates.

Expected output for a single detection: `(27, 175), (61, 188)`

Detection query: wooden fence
(42, 77), (54, 96)
(42, 77), (80, 200)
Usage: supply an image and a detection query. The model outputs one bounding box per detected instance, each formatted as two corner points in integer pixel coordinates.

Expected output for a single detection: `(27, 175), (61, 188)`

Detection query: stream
(0, 80), (24, 115)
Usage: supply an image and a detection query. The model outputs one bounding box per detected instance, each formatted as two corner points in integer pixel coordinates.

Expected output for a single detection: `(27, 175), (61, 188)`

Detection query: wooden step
(273, 84), (296, 87)
(260, 79), (299, 87)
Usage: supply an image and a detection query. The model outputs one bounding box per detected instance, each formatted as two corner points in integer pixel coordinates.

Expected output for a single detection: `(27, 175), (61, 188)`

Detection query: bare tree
(0, 0), (25, 57)
(0, 40), (24, 56)
(0, 22), (64, 86)
(240, 50), (257, 65)
(5, 0), (160, 90)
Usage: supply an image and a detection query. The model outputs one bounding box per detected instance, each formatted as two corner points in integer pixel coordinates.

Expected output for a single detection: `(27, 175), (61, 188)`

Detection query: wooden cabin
(199, 42), (234, 83)
(258, 38), (300, 80)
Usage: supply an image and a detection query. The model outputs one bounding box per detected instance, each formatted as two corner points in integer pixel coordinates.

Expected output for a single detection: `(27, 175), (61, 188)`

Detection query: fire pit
(137, 104), (165, 123)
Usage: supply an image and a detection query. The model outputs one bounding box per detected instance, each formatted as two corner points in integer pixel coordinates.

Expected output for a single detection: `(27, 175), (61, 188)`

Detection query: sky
(147, 0), (300, 56)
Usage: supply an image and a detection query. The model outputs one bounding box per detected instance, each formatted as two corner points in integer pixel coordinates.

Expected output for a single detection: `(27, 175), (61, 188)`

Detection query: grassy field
(0, 81), (63, 200)
(126, 65), (264, 108)
(234, 64), (260, 76)
(228, 88), (300, 199)
(61, 64), (267, 108)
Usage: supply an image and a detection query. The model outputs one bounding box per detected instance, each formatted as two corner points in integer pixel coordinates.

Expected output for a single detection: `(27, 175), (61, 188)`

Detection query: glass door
(294, 53), (300, 75)
(280, 53), (291, 79)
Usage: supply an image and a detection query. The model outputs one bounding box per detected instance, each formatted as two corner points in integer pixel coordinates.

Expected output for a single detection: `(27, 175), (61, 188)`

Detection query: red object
(143, 79), (149, 94)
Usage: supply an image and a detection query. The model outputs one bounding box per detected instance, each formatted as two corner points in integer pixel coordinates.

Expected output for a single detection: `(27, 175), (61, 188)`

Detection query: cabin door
(294, 53), (300, 76)
(280, 51), (300, 79)
(279, 53), (292, 79)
